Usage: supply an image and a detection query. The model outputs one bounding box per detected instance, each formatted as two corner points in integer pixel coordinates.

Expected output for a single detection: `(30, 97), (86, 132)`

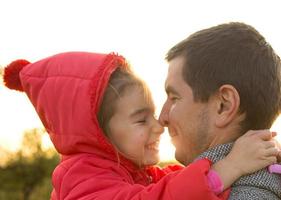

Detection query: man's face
(159, 56), (214, 165)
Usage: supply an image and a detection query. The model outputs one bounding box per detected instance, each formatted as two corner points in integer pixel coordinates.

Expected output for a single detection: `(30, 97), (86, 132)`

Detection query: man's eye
(170, 96), (178, 102)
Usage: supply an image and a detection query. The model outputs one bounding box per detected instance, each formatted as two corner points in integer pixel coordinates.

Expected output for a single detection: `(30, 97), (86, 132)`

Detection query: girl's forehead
(117, 86), (155, 113)
(130, 85), (155, 106)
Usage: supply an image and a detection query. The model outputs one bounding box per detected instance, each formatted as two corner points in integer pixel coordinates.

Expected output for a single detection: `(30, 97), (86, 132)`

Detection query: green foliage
(0, 128), (180, 199)
(0, 128), (59, 200)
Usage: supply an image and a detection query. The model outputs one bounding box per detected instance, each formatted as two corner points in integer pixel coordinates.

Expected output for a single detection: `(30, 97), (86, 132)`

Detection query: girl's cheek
(138, 132), (147, 143)
(136, 132), (149, 148)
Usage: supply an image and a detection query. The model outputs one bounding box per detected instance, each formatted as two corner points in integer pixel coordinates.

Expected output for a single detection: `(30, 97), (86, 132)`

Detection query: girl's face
(108, 86), (164, 167)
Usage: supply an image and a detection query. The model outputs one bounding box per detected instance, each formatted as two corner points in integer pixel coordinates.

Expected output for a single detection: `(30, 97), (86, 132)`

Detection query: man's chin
(170, 134), (180, 147)
(175, 150), (198, 165)
(175, 152), (188, 165)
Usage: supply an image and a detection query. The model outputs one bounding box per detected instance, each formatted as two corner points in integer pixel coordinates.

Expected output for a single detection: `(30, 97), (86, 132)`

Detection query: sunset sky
(1, 0), (281, 161)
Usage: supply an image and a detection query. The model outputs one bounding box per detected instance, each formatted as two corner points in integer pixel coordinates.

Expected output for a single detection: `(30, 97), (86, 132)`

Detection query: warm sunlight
(1, 0), (281, 163)
(270, 117), (281, 143)
(2, 1), (281, 199)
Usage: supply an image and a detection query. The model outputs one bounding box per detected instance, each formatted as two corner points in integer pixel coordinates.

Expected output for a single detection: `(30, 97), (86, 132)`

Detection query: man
(159, 22), (281, 199)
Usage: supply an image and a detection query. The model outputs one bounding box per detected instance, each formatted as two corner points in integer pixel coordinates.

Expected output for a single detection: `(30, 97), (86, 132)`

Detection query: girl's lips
(146, 140), (160, 151)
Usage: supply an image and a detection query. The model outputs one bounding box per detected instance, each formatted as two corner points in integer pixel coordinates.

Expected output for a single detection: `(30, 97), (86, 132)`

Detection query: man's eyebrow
(165, 85), (179, 96)
(129, 108), (150, 118)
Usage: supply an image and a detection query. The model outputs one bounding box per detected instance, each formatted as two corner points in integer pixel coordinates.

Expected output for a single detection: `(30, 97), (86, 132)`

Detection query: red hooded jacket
(4, 52), (230, 200)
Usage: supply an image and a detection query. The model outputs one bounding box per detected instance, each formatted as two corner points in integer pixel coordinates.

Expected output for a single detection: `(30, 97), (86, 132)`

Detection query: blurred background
(1, 0), (281, 199)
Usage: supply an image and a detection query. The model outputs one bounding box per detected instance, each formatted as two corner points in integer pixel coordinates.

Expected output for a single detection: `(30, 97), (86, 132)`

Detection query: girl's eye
(136, 119), (146, 124)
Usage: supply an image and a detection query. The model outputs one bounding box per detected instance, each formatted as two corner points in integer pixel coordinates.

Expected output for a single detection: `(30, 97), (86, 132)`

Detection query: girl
(3, 52), (279, 200)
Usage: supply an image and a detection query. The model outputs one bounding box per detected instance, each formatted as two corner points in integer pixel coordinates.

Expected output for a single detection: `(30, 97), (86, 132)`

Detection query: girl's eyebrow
(129, 108), (150, 118)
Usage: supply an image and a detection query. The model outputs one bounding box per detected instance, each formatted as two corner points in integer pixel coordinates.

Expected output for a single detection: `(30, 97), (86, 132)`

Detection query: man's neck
(208, 125), (242, 149)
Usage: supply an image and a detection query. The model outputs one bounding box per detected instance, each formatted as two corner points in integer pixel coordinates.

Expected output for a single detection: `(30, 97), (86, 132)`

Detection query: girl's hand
(275, 139), (281, 162)
(212, 130), (279, 190)
(226, 130), (279, 175)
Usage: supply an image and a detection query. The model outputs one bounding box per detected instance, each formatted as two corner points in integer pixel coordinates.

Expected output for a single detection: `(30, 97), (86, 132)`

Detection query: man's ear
(214, 84), (240, 128)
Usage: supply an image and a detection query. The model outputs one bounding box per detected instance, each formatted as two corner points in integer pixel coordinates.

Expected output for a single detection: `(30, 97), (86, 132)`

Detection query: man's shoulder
(197, 143), (281, 199)
(229, 185), (280, 200)
(230, 169), (281, 199)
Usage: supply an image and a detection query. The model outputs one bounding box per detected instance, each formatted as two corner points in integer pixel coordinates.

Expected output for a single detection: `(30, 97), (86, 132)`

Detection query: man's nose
(159, 103), (169, 127)
(153, 120), (164, 135)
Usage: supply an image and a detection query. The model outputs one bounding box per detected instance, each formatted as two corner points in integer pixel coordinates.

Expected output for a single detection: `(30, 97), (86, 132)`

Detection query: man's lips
(168, 128), (177, 137)
(169, 133), (177, 138)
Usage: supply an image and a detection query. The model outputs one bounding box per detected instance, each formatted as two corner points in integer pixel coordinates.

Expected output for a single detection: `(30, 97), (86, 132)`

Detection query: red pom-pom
(3, 59), (30, 91)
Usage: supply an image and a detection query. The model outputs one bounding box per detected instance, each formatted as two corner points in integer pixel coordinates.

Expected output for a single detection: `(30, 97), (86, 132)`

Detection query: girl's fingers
(277, 152), (281, 163)
(264, 147), (279, 157)
(244, 130), (268, 137)
(254, 130), (273, 141)
(275, 139), (281, 149)
(263, 141), (277, 149)
(271, 131), (277, 137)
(276, 141), (281, 163)
(266, 156), (277, 165)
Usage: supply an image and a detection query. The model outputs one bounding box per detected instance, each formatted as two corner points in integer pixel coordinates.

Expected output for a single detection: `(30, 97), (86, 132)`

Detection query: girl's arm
(212, 130), (279, 191)
(52, 130), (279, 200)
(53, 157), (228, 200)
(149, 130), (280, 195)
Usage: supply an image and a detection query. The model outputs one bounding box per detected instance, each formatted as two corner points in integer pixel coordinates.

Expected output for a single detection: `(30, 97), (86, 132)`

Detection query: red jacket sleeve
(146, 164), (184, 183)
(52, 158), (229, 200)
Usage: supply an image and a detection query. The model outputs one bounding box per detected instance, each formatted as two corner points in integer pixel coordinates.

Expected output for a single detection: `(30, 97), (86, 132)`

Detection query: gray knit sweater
(197, 143), (281, 200)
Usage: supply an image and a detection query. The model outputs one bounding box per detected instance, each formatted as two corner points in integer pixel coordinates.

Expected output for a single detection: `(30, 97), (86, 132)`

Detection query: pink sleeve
(207, 169), (224, 195)
(268, 164), (281, 174)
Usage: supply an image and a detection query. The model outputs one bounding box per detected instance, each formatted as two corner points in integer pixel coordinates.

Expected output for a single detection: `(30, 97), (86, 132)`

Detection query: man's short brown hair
(166, 22), (281, 133)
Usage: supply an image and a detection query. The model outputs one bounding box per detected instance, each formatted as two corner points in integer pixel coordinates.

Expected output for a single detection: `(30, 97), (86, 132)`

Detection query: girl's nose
(152, 118), (164, 135)
(159, 103), (169, 127)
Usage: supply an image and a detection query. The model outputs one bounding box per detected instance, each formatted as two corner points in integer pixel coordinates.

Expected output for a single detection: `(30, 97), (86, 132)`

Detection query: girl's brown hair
(98, 67), (152, 136)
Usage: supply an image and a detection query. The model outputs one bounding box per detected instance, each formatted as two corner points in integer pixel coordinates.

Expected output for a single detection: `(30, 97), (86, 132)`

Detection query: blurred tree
(0, 128), (59, 200)
(0, 128), (179, 199)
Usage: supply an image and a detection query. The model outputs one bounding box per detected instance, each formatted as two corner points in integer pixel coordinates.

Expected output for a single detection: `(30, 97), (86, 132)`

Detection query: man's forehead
(166, 57), (184, 85)
(164, 69), (180, 95)
(167, 57), (185, 76)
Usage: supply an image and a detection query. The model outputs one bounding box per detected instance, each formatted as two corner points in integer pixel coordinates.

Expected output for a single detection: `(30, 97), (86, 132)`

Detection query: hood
(197, 143), (281, 199)
(5, 52), (128, 158)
